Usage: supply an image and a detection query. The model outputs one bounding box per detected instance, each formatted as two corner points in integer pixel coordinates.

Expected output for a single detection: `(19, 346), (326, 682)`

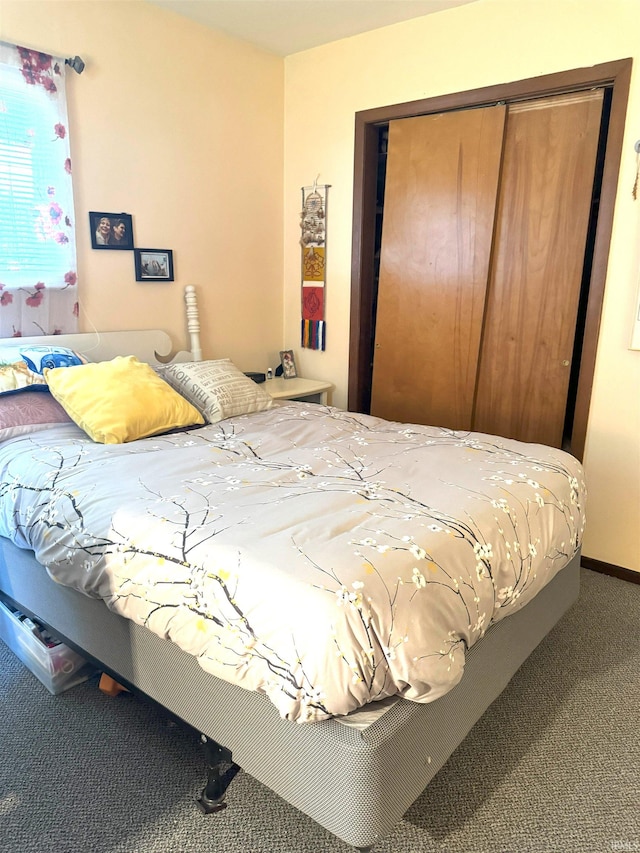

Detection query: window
(0, 43), (78, 335)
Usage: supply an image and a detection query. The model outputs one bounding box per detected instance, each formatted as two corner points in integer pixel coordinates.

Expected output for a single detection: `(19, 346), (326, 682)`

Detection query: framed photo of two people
(89, 211), (133, 250)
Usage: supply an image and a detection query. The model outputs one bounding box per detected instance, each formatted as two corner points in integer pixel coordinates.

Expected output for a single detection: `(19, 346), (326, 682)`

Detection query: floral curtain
(0, 42), (78, 336)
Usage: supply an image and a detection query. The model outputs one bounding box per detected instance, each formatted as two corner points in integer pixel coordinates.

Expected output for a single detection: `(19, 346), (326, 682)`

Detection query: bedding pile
(0, 404), (585, 722)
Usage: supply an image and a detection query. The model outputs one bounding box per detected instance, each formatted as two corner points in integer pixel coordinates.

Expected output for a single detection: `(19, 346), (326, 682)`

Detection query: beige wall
(284, 0), (640, 572)
(1, 0), (284, 371)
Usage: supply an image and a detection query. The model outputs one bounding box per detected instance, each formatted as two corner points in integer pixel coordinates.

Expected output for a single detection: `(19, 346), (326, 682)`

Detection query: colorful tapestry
(300, 183), (328, 350)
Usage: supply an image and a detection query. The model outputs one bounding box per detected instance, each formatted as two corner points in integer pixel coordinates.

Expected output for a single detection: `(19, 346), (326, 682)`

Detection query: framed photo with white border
(134, 249), (174, 282)
(279, 350), (297, 379)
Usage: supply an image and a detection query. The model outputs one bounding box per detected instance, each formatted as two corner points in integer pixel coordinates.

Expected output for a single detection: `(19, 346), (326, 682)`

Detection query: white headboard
(0, 285), (203, 367)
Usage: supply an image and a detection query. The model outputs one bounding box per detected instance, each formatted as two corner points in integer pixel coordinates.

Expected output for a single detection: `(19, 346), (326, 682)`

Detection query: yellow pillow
(45, 356), (204, 444)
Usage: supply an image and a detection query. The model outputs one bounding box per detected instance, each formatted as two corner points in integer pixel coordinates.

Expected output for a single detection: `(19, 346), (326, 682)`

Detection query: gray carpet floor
(0, 567), (638, 853)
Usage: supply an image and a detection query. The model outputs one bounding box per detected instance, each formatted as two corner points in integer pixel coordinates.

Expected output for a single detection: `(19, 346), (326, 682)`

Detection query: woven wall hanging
(300, 180), (329, 350)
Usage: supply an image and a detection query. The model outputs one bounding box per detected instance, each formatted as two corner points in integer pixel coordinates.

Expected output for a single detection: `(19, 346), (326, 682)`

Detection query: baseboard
(581, 556), (640, 584)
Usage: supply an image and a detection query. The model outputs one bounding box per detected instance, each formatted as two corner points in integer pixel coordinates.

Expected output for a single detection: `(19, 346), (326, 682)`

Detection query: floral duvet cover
(0, 403), (585, 723)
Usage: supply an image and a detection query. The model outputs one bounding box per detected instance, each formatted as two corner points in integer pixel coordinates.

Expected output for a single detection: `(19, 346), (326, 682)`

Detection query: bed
(0, 286), (584, 850)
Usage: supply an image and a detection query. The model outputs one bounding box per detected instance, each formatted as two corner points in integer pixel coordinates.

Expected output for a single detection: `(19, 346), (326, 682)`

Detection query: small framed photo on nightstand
(279, 350), (297, 379)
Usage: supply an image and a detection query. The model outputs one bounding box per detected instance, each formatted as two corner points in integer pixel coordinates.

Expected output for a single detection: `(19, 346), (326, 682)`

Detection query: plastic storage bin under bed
(0, 599), (95, 694)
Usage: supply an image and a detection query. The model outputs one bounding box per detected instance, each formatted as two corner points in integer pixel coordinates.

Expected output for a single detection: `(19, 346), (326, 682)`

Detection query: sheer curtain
(0, 42), (78, 337)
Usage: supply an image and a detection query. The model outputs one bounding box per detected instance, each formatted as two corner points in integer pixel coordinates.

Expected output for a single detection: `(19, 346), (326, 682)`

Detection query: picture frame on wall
(279, 350), (297, 379)
(89, 211), (133, 250)
(134, 249), (174, 282)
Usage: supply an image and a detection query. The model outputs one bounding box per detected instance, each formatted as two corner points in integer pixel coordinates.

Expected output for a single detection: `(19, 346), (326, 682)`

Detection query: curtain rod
(0, 40), (85, 74)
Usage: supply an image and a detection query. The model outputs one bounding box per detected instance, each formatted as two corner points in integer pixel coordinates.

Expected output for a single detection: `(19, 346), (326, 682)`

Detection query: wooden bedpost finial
(185, 285), (203, 362)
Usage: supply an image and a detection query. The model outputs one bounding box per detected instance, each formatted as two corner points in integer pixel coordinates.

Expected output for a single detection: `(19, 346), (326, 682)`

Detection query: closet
(371, 91), (603, 448)
(349, 60), (631, 459)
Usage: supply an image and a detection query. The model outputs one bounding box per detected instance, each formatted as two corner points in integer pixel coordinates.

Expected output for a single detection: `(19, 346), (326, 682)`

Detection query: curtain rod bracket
(65, 56), (85, 75)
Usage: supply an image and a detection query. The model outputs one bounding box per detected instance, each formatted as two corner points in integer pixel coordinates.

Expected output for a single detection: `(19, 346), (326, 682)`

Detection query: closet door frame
(348, 59), (632, 460)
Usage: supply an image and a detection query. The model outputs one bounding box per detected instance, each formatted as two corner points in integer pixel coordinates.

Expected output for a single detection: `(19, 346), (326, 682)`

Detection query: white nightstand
(266, 377), (332, 405)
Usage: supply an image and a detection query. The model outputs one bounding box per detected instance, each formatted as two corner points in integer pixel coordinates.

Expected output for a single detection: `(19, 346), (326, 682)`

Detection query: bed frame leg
(195, 734), (240, 814)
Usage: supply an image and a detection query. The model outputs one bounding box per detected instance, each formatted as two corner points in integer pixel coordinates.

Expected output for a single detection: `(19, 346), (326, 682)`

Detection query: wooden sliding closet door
(473, 91), (604, 446)
(370, 106), (506, 428)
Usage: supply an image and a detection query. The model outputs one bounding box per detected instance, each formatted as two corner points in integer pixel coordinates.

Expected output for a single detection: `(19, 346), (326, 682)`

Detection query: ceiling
(146, 0), (478, 56)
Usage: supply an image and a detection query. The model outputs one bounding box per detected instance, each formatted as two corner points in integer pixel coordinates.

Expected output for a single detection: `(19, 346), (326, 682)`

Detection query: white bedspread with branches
(0, 403), (585, 722)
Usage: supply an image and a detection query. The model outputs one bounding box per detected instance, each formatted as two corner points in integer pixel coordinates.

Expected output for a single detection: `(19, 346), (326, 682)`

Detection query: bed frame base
(0, 540), (580, 849)
(196, 736), (240, 814)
